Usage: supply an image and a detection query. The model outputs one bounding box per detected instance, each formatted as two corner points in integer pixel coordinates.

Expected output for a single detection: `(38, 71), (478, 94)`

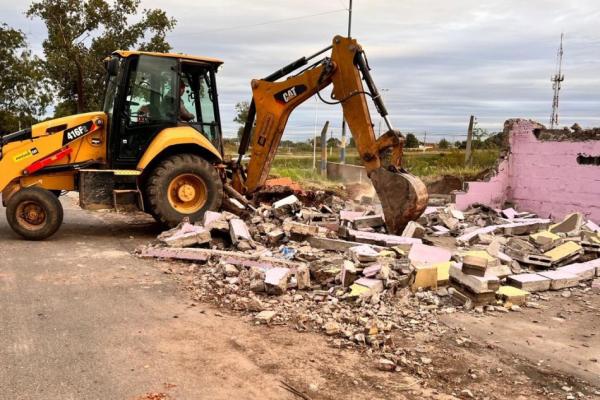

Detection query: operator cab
(103, 51), (224, 169)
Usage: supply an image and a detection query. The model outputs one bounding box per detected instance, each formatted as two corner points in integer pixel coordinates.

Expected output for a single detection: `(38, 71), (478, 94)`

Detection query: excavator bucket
(369, 167), (429, 235)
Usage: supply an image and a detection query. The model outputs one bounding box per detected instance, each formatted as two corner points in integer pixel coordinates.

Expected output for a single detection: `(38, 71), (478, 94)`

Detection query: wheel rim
(167, 173), (208, 214)
(16, 201), (47, 231)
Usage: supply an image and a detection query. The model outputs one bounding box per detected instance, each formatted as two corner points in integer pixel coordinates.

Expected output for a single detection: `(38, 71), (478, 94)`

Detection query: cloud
(1, 0), (599, 141)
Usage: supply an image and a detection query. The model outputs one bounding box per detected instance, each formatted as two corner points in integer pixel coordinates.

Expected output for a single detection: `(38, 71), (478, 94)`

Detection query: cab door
(111, 55), (179, 169)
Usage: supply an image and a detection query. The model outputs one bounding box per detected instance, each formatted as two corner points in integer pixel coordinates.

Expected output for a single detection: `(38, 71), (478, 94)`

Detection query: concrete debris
(158, 222), (211, 247)
(139, 191), (600, 369)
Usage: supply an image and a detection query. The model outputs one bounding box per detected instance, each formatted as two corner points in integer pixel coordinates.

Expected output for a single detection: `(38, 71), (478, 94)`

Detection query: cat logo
(62, 121), (94, 145)
(274, 84), (307, 104)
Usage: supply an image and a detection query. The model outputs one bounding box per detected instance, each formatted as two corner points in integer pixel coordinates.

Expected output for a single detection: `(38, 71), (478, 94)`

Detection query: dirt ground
(1, 195), (599, 399)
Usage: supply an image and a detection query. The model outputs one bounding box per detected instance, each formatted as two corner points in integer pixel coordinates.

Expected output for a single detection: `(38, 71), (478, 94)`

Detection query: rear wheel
(145, 154), (223, 228)
(6, 187), (64, 240)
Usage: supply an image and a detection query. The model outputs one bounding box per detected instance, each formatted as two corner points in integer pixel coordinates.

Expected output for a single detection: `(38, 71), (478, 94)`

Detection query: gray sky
(1, 0), (599, 142)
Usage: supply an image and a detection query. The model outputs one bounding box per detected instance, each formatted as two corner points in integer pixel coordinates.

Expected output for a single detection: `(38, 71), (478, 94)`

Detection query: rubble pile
(140, 189), (600, 372)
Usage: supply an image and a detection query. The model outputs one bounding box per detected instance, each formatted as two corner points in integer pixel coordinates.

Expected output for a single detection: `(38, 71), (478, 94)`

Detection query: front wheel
(6, 187), (64, 240)
(145, 154), (223, 228)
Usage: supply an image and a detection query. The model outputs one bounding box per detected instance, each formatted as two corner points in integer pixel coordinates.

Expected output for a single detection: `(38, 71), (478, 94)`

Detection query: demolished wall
(455, 119), (600, 221)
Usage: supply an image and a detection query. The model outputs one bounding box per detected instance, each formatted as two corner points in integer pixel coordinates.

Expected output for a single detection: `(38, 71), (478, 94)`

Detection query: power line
(170, 8), (347, 36)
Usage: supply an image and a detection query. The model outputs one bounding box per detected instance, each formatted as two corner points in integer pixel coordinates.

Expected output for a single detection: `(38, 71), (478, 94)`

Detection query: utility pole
(320, 121), (330, 177)
(312, 96), (319, 169)
(465, 115), (475, 166)
(340, 0), (352, 164)
(550, 33), (564, 129)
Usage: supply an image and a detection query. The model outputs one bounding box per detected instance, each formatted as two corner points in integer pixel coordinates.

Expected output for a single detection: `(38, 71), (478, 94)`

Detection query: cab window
(180, 62), (220, 144)
(126, 55), (178, 125)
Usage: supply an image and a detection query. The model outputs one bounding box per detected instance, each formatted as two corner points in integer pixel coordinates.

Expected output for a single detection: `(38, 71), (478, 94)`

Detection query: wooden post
(320, 121), (330, 178)
(465, 115), (474, 166)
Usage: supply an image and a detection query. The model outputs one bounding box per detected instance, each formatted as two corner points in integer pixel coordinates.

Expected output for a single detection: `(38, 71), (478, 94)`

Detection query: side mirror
(105, 57), (119, 76)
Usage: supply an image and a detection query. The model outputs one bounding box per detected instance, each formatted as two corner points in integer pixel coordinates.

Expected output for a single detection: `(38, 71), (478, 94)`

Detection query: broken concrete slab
(339, 210), (366, 222)
(584, 220), (600, 233)
(434, 261), (452, 285)
(408, 243), (452, 267)
(529, 230), (561, 251)
(401, 221), (426, 238)
(345, 228), (422, 247)
(550, 212), (584, 235)
(496, 286), (530, 305)
(412, 264), (438, 291)
(340, 260), (358, 287)
(449, 263), (500, 294)
(282, 220), (319, 239)
(543, 241), (583, 264)
(507, 273), (551, 292)
(158, 222), (211, 247)
(354, 277), (384, 294)
(308, 236), (384, 252)
(461, 254), (489, 277)
(349, 245), (379, 263)
(229, 218), (252, 245)
(362, 263), (382, 278)
(557, 259), (600, 280)
(295, 265), (311, 290)
(264, 267), (290, 295)
(255, 310), (276, 323)
(501, 208), (518, 220)
(272, 195), (299, 209)
(353, 214), (385, 229)
(266, 228), (285, 244)
(537, 270), (580, 290)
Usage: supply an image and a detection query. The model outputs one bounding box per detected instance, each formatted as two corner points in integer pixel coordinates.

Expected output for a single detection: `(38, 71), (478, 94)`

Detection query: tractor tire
(6, 187), (64, 240)
(145, 154), (223, 228)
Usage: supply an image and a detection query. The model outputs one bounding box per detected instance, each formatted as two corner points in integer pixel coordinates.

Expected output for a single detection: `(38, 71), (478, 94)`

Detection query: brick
(266, 228), (284, 244)
(537, 270), (580, 290)
(507, 273), (551, 292)
(529, 230), (561, 251)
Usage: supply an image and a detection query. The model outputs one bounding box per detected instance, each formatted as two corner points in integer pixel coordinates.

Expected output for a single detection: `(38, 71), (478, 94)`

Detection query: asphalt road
(0, 195), (294, 400)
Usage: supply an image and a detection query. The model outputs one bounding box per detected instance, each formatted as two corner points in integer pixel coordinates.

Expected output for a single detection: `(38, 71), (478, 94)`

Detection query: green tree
(27, 0), (176, 114)
(327, 137), (341, 147)
(405, 133), (419, 148)
(0, 24), (51, 133)
(438, 138), (449, 149)
(233, 101), (251, 140)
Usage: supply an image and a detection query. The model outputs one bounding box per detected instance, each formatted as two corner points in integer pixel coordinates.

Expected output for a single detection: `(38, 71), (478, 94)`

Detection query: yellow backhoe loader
(0, 35), (428, 240)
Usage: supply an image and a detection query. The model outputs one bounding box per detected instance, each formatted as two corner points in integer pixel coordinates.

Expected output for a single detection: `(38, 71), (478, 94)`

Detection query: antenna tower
(550, 34), (564, 129)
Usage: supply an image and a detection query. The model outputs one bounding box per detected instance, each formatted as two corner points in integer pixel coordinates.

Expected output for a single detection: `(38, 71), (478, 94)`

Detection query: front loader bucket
(369, 167), (429, 235)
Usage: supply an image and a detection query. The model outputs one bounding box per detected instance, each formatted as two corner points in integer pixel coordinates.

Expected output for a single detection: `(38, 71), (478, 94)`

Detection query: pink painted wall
(454, 119), (600, 221)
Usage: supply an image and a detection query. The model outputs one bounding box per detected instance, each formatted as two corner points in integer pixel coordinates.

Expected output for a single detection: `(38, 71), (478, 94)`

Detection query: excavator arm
(232, 36), (428, 233)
